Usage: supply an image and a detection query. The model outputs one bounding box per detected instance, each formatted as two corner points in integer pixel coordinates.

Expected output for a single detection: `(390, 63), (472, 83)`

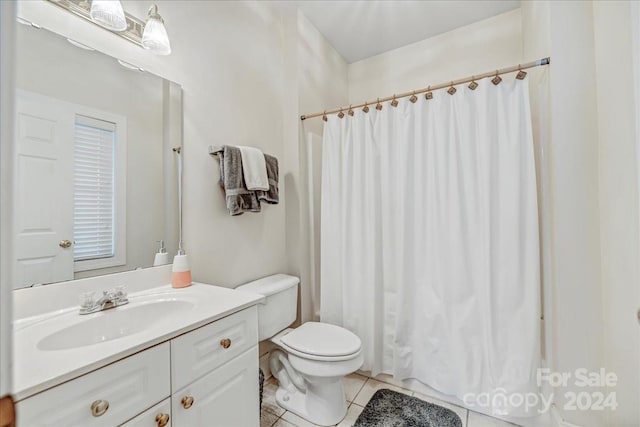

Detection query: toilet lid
(280, 322), (361, 357)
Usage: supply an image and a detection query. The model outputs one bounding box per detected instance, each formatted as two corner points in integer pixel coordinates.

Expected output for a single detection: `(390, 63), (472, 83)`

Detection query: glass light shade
(90, 0), (127, 32)
(142, 16), (171, 55)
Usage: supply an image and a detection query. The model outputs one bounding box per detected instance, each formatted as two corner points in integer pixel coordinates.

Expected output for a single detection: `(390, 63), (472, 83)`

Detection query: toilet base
(275, 375), (347, 427)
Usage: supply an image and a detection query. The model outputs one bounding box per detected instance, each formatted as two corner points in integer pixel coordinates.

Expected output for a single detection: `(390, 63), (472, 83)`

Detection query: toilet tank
(236, 274), (299, 340)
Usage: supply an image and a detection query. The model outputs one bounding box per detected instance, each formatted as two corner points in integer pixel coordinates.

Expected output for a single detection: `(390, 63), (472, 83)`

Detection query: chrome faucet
(79, 286), (129, 315)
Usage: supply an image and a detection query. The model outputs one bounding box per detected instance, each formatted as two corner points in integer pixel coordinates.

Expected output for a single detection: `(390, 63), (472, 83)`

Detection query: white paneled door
(13, 90), (74, 287)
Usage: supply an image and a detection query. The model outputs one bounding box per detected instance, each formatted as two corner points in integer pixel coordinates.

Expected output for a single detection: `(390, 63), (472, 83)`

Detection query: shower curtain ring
(492, 70), (502, 85)
(468, 76), (478, 90)
(338, 108), (345, 119)
(363, 102), (370, 113)
(516, 64), (527, 80)
(391, 94), (399, 107)
(425, 86), (433, 100)
(447, 81), (457, 95)
(409, 90), (418, 103)
(376, 97), (383, 111)
(322, 110), (328, 122)
(348, 104), (354, 116)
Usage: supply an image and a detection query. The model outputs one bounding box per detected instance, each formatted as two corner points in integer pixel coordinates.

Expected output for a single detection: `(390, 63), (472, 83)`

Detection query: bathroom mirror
(12, 21), (181, 289)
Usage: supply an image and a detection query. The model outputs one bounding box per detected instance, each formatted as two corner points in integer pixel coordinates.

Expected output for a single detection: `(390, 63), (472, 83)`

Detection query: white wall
(522, 2), (640, 426)
(592, 2), (640, 425)
(348, 9), (523, 103)
(547, 3), (604, 425)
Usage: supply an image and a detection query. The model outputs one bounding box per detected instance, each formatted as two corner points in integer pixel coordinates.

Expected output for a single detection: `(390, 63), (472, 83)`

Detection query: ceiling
(297, 0), (520, 63)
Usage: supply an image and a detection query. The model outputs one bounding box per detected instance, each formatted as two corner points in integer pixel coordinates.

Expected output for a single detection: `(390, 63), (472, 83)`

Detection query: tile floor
(260, 373), (522, 427)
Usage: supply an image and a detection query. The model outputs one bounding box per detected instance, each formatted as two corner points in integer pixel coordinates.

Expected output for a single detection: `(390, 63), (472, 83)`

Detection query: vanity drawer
(17, 343), (170, 427)
(171, 306), (258, 391)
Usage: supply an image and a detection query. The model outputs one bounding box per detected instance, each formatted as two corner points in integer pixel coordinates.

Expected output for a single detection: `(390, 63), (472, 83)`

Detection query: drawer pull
(220, 338), (232, 349)
(181, 395), (194, 409)
(155, 413), (170, 427)
(90, 399), (109, 417)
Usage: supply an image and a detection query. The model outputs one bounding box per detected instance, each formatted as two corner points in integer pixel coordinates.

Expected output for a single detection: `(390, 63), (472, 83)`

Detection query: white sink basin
(37, 299), (195, 351)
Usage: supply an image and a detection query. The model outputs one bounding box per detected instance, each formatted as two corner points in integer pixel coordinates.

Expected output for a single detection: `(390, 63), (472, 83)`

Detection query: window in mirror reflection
(72, 112), (127, 273)
(73, 116), (116, 263)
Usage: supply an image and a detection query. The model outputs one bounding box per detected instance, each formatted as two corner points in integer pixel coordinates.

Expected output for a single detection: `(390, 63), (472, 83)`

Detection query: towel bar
(208, 145), (223, 155)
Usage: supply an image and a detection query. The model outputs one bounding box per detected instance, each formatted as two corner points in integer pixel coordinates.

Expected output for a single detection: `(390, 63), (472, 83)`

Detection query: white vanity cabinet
(16, 306), (259, 427)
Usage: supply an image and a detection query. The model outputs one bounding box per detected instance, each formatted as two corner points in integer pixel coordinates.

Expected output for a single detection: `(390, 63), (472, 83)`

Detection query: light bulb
(89, 0), (127, 32)
(142, 5), (171, 55)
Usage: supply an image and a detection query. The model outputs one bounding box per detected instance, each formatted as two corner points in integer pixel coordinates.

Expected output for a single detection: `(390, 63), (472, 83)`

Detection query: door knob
(181, 395), (194, 409)
(155, 413), (170, 427)
(59, 240), (72, 249)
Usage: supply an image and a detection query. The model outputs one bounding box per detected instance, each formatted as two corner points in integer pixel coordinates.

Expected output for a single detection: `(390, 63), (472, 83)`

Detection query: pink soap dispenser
(172, 247), (192, 288)
(171, 146), (191, 288)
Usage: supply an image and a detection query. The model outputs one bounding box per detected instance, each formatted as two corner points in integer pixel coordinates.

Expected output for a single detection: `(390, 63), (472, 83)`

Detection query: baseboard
(259, 352), (271, 380)
(551, 405), (583, 427)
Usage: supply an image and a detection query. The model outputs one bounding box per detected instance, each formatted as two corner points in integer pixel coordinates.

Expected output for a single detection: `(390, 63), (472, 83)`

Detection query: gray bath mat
(354, 389), (463, 427)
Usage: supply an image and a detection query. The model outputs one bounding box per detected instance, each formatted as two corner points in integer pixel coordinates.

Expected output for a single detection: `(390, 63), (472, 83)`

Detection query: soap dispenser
(153, 240), (170, 266)
(171, 248), (192, 288)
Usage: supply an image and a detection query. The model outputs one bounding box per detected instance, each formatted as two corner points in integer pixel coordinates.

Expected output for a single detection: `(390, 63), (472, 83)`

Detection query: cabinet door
(121, 398), (171, 427)
(171, 306), (258, 392)
(17, 343), (170, 427)
(172, 346), (259, 427)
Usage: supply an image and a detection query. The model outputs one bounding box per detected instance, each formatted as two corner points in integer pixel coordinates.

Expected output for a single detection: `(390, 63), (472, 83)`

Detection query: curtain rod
(300, 57), (550, 121)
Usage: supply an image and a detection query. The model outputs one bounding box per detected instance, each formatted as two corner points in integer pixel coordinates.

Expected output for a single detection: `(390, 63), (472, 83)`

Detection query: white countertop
(13, 283), (264, 401)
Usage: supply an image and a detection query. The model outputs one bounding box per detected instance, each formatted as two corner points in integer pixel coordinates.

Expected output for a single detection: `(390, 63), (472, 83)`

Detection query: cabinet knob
(155, 413), (170, 427)
(181, 395), (194, 409)
(59, 239), (72, 249)
(90, 399), (109, 417)
(220, 338), (231, 349)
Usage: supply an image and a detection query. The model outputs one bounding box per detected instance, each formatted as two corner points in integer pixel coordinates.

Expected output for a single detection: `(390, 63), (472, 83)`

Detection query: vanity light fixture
(89, 0), (127, 32)
(45, 0), (169, 55)
(142, 4), (171, 55)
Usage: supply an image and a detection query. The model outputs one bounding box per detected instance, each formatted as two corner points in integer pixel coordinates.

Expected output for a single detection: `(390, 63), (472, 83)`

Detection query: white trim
(632, 0), (640, 287)
(0, 0), (16, 396)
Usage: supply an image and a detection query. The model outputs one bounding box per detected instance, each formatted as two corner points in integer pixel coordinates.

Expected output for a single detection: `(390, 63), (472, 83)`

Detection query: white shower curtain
(320, 77), (540, 416)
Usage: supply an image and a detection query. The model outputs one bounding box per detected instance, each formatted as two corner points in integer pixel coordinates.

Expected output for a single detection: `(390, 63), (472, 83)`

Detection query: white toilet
(237, 274), (363, 426)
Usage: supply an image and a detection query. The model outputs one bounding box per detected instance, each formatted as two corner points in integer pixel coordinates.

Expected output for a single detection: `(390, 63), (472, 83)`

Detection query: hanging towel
(256, 154), (279, 204)
(217, 145), (261, 215)
(238, 145), (269, 191)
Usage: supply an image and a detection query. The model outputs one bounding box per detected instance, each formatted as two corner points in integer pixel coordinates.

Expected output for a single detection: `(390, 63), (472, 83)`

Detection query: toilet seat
(277, 322), (362, 362)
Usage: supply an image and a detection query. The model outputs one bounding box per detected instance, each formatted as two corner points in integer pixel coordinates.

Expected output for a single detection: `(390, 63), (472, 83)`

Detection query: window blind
(73, 115), (116, 261)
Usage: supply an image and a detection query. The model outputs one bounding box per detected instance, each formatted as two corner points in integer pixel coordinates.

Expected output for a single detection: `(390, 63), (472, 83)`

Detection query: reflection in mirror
(13, 20), (181, 289)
